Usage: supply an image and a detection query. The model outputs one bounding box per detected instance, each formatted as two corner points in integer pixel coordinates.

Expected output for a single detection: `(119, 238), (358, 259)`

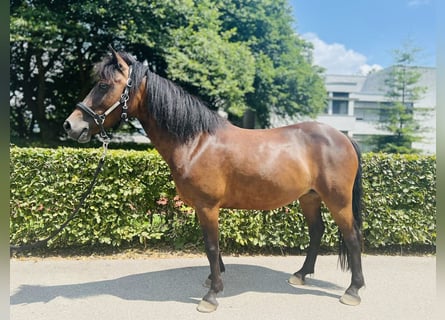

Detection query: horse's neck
(139, 114), (217, 181)
(138, 115), (187, 167)
(131, 78), (181, 165)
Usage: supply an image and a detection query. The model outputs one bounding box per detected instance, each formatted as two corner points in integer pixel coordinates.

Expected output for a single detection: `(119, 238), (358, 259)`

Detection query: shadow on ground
(11, 264), (344, 306)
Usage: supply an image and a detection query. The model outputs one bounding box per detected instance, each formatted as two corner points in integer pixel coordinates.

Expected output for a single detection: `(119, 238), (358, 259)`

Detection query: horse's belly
(221, 175), (308, 210)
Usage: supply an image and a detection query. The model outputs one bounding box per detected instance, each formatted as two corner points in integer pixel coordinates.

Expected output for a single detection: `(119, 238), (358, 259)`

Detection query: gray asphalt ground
(10, 254), (437, 320)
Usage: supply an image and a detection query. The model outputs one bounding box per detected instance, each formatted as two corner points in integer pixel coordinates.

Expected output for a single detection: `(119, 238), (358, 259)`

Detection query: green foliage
(216, 0), (326, 126)
(164, 1), (255, 116)
(10, 147), (436, 252)
(10, 147), (177, 247)
(361, 153), (436, 247)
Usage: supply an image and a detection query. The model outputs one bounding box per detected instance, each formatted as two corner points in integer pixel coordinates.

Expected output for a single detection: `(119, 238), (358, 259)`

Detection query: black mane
(145, 70), (227, 143)
(95, 51), (227, 143)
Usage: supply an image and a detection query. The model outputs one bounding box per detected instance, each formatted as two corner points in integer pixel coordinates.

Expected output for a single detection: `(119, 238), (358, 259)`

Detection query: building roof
(325, 66), (436, 108)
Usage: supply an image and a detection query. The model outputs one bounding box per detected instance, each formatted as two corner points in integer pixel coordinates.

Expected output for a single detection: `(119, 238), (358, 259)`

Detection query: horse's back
(224, 121), (354, 160)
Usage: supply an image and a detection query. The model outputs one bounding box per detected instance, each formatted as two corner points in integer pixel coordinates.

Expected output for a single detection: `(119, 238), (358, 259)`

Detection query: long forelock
(93, 51), (139, 81)
(93, 52), (147, 101)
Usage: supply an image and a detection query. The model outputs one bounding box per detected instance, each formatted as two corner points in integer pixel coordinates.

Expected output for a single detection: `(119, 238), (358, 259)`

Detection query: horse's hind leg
(337, 218), (364, 305)
(325, 199), (364, 306)
(289, 192), (324, 285)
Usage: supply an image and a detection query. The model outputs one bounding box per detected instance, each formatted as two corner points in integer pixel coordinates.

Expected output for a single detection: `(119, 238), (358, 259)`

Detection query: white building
(273, 67), (436, 154)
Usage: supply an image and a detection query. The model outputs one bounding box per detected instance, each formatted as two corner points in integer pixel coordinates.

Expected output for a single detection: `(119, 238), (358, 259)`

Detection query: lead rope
(10, 140), (109, 255)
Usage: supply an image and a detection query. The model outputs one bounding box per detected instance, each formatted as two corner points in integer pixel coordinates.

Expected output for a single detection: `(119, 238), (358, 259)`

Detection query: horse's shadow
(11, 264), (343, 305)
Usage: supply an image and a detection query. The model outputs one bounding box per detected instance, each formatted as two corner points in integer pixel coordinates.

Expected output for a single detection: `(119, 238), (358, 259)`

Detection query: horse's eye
(98, 83), (110, 91)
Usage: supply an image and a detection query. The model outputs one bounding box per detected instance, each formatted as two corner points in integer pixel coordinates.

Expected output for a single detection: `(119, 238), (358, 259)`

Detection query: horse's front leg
(196, 207), (223, 313)
(204, 252), (226, 288)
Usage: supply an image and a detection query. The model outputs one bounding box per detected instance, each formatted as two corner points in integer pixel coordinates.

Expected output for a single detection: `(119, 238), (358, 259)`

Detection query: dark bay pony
(64, 49), (364, 312)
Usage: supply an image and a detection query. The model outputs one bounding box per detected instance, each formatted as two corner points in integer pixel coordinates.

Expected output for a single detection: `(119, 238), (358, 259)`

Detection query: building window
(332, 100), (348, 114)
(333, 92), (349, 98)
(354, 103), (380, 121)
(332, 92), (349, 115)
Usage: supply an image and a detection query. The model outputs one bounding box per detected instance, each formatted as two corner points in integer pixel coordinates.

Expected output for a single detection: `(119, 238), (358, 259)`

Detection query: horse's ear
(108, 45), (126, 72)
(109, 45), (119, 62)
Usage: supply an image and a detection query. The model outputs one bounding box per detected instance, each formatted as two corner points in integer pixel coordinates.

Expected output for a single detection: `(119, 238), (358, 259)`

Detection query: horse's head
(63, 47), (134, 143)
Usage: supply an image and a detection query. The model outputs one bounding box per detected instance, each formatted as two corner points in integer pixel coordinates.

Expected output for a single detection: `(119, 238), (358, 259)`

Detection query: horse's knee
(204, 243), (219, 259)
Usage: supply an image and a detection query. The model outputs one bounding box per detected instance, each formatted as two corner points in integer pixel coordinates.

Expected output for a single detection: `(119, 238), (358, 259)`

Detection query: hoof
(288, 274), (305, 285)
(197, 299), (218, 313)
(340, 293), (361, 306)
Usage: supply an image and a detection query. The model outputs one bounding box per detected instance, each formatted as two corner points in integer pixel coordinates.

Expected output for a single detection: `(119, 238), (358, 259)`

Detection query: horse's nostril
(63, 121), (71, 132)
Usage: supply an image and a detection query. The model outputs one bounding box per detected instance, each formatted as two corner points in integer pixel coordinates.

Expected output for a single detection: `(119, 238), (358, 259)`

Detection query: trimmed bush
(10, 147), (176, 248)
(10, 147), (436, 252)
(361, 153), (436, 248)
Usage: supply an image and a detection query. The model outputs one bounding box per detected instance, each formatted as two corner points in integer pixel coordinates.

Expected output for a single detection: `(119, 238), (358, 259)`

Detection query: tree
(160, 0), (256, 116)
(215, 0), (326, 127)
(374, 43), (427, 153)
(10, 0), (325, 144)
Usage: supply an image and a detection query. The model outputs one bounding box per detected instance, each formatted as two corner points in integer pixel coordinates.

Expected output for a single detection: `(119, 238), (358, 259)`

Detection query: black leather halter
(76, 66), (133, 141)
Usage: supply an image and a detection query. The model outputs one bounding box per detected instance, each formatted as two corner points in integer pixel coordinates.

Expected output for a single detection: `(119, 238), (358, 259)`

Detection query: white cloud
(359, 64), (384, 75)
(302, 32), (383, 75)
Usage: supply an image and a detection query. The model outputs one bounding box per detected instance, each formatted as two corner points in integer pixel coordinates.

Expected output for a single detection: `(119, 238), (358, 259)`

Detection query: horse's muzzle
(63, 118), (92, 143)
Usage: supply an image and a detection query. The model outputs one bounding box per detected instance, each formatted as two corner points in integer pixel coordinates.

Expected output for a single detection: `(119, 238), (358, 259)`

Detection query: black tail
(339, 138), (363, 271)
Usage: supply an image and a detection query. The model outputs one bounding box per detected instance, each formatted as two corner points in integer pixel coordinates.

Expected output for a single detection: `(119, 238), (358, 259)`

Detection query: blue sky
(289, 0), (436, 75)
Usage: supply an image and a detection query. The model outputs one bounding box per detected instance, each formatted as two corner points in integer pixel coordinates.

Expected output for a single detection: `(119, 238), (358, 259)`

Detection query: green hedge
(10, 147), (436, 252)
